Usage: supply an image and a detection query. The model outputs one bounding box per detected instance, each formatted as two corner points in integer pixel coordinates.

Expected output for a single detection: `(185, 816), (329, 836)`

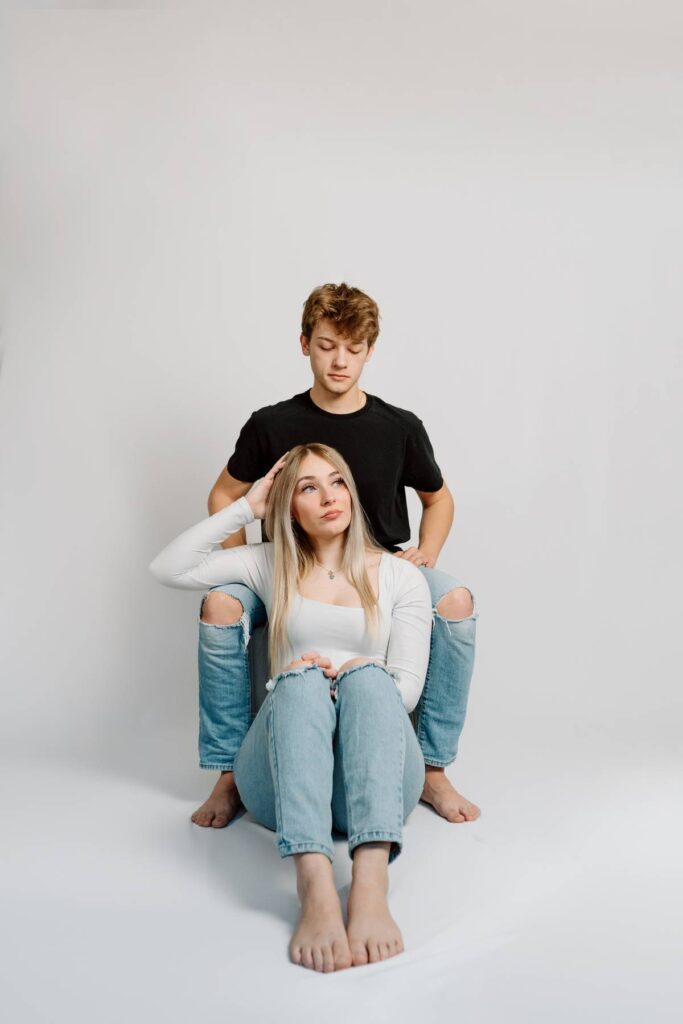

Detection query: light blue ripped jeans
(197, 566), (478, 772)
(232, 662), (425, 864)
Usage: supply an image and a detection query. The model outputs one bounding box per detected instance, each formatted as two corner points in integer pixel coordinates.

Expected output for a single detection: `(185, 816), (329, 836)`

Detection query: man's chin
(323, 377), (354, 393)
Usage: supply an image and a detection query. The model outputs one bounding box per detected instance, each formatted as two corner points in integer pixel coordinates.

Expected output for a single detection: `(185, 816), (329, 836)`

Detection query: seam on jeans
(415, 621), (436, 749)
(267, 698), (287, 851)
(396, 683), (406, 834)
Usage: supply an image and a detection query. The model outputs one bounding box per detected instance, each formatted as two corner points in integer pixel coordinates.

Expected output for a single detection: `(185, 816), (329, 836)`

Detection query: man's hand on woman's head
(245, 452), (290, 520)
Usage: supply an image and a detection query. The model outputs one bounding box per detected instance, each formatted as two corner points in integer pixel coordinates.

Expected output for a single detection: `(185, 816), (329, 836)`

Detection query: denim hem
(423, 757), (457, 768)
(348, 830), (402, 852)
(277, 840), (334, 862)
(199, 763), (235, 771)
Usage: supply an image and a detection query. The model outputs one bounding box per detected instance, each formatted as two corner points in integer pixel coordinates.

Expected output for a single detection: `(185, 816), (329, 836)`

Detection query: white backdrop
(1, 3), (681, 1022)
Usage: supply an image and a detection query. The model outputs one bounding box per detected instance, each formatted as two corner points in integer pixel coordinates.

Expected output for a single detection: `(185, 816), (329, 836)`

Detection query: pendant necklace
(315, 559), (342, 581)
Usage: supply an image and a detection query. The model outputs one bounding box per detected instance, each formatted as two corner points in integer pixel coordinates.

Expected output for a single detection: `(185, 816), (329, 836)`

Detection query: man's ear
(365, 344), (375, 363)
(300, 333), (311, 355)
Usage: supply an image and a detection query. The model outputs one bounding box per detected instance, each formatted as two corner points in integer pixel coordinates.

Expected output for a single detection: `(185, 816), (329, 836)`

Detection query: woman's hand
(245, 452), (290, 520)
(282, 651), (338, 679)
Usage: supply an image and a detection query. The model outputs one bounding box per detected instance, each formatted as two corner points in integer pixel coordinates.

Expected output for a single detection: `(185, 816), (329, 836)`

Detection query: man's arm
(395, 482), (454, 567)
(207, 467), (253, 549)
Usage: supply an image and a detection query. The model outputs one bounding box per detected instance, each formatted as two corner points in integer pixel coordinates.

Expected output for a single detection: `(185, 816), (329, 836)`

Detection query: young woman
(149, 443), (432, 973)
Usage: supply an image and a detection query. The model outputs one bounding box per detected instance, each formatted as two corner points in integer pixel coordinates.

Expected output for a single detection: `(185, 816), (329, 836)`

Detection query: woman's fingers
(266, 451), (290, 480)
(247, 452), (291, 519)
(296, 652), (338, 677)
(281, 652), (339, 677)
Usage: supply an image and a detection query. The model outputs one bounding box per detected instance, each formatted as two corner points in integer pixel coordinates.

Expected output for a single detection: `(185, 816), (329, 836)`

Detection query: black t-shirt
(227, 390), (443, 552)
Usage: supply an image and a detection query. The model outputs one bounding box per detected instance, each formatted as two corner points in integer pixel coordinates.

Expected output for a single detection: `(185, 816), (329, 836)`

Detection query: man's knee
(436, 586), (474, 621)
(200, 591), (244, 625)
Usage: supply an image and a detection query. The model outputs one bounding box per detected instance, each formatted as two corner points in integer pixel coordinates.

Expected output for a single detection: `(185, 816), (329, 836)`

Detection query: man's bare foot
(290, 853), (353, 972)
(191, 771), (242, 828)
(346, 842), (403, 966)
(420, 767), (481, 823)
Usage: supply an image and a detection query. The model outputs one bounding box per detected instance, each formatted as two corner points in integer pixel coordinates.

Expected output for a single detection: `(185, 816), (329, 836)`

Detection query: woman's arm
(384, 565), (433, 713)
(149, 495), (266, 593)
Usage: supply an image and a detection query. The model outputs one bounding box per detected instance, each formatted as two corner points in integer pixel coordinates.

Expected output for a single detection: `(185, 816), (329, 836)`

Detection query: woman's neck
(308, 536), (346, 567)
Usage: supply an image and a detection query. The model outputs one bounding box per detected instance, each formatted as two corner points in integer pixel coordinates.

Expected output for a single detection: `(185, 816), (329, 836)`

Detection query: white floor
(2, 725), (680, 1024)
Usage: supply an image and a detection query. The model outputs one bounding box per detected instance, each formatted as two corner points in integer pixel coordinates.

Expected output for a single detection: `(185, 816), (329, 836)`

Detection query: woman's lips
(321, 510), (342, 519)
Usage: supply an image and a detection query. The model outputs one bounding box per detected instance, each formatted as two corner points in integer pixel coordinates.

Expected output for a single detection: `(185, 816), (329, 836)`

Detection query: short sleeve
(227, 413), (262, 483)
(401, 418), (444, 492)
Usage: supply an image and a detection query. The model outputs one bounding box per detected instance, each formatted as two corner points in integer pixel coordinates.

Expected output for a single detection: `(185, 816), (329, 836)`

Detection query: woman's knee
(200, 591), (244, 625)
(334, 662), (398, 710)
(268, 664), (331, 705)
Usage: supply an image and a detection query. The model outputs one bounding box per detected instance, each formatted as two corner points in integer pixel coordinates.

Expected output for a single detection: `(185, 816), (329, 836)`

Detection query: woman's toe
(333, 941), (352, 970)
(312, 947), (325, 972)
(301, 947), (314, 969)
(350, 941), (368, 966)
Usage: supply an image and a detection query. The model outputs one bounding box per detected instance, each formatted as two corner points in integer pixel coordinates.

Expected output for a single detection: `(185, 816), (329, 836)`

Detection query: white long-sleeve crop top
(149, 496), (433, 713)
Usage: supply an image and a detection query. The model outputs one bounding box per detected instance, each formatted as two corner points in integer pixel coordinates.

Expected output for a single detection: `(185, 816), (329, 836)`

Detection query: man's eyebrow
(316, 335), (362, 344)
(296, 471), (341, 484)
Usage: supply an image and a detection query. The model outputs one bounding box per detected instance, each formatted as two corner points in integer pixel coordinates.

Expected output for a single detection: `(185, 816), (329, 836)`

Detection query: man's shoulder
(369, 393), (425, 431)
(245, 392), (308, 427)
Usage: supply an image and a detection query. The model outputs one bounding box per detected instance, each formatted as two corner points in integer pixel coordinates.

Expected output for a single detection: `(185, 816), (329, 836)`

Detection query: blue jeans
(197, 567), (477, 771)
(232, 662), (425, 864)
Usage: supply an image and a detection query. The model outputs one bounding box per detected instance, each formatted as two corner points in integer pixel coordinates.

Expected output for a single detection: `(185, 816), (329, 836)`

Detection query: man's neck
(308, 382), (367, 414)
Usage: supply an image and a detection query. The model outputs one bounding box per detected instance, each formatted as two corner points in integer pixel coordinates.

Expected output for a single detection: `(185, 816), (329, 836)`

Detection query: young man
(194, 282), (480, 831)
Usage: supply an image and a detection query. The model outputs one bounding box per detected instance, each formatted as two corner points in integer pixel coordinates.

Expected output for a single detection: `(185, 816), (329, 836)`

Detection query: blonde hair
(264, 443), (385, 677)
(301, 282), (381, 348)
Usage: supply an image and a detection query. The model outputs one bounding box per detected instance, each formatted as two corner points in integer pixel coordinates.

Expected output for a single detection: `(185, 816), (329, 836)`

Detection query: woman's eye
(333, 478), (345, 486)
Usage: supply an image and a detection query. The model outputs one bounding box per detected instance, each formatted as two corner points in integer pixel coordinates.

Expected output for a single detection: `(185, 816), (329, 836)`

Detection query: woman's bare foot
(346, 842), (403, 966)
(191, 771), (242, 828)
(290, 853), (353, 972)
(420, 766), (481, 823)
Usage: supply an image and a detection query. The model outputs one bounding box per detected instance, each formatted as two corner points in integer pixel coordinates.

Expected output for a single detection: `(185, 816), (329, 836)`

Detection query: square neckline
(295, 551), (387, 610)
